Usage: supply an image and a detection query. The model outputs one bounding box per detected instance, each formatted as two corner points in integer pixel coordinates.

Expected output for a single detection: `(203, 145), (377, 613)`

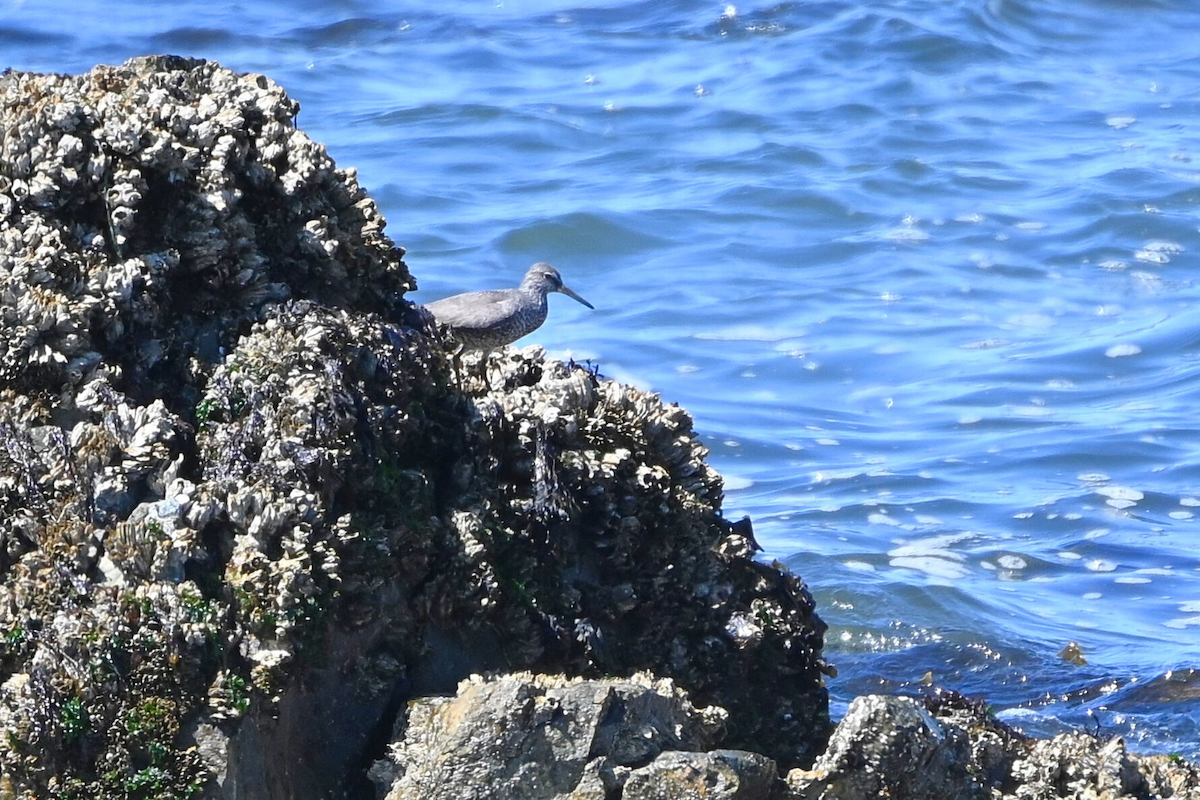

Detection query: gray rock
(382, 672), (726, 799)
(785, 691), (1200, 800)
(1007, 732), (1154, 800)
(623, 749), (780, 800)
(786, 695), (981, 800)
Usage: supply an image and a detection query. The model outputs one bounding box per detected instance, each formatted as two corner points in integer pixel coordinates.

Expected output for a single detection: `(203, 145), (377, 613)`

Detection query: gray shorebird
(425, 262), (594, 351)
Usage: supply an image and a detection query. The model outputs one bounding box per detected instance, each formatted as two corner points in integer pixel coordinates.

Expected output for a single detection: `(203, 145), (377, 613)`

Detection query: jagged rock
(922, 688), (1200, 799)
(1005, 732), (1200, 800)
(1008, 733), (1141, 799)
(0, 55), (409, 410)
(788, 702), (1200, 800)
(921, 688), (1030, 790)
(380, 672), (727, 800)
(786, 695), (981, 800)
(1135, 753), (1200, 799)
(0, 56), (831, 799)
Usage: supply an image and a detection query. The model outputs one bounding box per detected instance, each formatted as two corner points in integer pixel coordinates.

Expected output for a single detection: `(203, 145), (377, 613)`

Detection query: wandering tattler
(425, 262), (594, 351)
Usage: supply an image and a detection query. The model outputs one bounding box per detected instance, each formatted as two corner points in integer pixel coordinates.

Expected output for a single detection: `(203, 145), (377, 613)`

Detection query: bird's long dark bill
(560, 285), (595, 309)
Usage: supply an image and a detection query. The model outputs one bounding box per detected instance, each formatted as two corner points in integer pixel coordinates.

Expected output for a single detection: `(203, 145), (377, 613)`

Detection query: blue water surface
(5, 0), (1200, 758)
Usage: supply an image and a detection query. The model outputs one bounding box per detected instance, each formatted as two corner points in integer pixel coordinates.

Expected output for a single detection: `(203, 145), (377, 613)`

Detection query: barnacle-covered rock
(2, 54), (1198, 800)
(429, 347), (831, 764)
(0, 56), (423, 799)
(193, 302), (447, 710)
(785, 695), (978, 800)
(785, 692), (1200, 800)
(0, 54), (410, 408)
(0, 56), (832, 799)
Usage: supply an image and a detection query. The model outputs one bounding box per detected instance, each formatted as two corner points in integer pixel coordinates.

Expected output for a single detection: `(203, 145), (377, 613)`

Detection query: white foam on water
(722, 474), (754, 491)
(889, 555), (971, 580)
(1105, 343), (1142, 357)
(997, 555), (1027, 570)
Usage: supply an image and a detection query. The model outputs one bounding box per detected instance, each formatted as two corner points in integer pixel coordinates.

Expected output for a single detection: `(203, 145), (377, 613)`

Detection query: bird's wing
(426, 290), (523, 333)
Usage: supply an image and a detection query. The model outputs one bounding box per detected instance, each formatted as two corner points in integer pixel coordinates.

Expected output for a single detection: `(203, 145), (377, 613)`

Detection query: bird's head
(522, 262), (594, 309)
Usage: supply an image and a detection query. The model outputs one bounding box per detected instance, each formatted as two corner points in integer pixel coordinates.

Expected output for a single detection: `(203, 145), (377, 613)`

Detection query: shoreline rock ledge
(0, 56), (1195, 800)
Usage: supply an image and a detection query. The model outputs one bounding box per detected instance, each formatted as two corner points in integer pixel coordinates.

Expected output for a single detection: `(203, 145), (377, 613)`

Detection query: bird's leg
(447, 341), (468, 387)
(479, 348), (496, 390)
(449, 348), (491, 394)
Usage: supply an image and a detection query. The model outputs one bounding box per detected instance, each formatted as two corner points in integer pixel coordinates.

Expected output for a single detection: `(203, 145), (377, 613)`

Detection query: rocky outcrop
(372, 681), (1200, 800)
(2, 53), (1196, 800)
(0, 56), (830, 799)
(786, 695), (979, 800)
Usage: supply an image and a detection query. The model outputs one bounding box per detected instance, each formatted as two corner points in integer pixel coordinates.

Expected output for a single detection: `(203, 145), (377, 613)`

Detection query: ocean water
(5, 0), (1200, 759)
